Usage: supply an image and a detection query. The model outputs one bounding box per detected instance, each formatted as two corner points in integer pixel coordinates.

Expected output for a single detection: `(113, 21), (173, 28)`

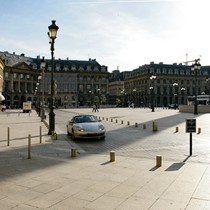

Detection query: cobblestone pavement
(55, 108), (210, 164)
(1, 109), (210, 209)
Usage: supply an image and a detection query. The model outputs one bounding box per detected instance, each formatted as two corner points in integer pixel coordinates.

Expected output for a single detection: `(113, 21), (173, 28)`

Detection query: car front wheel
(71, 129), (76, 140)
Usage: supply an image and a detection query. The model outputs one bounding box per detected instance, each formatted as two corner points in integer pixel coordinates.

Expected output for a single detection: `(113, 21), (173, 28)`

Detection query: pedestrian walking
(92, 104), (96, 112)
(95, 103), (99, 112)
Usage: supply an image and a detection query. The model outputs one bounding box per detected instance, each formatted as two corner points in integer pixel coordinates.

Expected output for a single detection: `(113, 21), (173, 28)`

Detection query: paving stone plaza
(1, 108), (210, 209)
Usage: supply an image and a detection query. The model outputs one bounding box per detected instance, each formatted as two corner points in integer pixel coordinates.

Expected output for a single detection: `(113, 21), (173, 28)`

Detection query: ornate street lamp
(181, 87), (185, 104)
(173, 82), (178, 109)
(132, 88), (136, 108)
(48, 20), (59, 135)
(150, 75), (156, 112)
(206, 77), (210, 105)
(40, 57), (46, 121)
(191, 59), (201, 115)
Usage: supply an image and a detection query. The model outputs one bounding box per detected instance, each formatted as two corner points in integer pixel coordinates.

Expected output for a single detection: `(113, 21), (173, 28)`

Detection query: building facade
(123, 62), (210, 107)
(0, 51), (109, 108)
(0, 56), (4, 102)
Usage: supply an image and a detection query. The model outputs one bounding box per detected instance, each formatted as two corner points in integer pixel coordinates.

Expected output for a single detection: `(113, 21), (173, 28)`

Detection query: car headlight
(74, 126), (85, 132)
(99, 125), (105, 131)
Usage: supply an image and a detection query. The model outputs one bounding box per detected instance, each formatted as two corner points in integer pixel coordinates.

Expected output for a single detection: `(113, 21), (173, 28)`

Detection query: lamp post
(181, 87), (185, 105)
(173, 82), (178, 109)
(37, 76), (42, 116)
(48, 20), (59, 135)
(132, 88), (136, 108)
(206, 77), (210, 105)
(191, 59), (201, 115)
(40, 57), (46, 121)
(150, 75), (156, 112)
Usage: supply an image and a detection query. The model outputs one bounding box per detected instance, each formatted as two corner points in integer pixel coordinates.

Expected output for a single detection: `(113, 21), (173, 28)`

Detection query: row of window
(4, 72), (32, 80)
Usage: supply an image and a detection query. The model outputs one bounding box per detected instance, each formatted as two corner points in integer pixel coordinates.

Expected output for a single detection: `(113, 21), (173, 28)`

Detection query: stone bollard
(71, 148), (77, 157)
(110, 151), (115, 162)
(40, 126), (42, 144)
(51, 131), (57, 140)
(7, 127), (10, 146)
(156, 155), (162, 167)
(28, 134), (31, 159)
(175, 127), (179, 133)
(153, 121), (158, 131)
(143, 124), (146, 129)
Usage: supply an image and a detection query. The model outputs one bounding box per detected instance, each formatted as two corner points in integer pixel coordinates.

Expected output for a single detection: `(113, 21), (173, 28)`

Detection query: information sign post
(186, 119), (196, 156)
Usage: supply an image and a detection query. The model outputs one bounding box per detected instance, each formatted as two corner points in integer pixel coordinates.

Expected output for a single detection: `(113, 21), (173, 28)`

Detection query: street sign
(186, 119), (196, 133)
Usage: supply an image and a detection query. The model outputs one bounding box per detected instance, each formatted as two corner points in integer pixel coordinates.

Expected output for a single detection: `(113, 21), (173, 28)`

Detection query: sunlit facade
(0, 51), (109, 108)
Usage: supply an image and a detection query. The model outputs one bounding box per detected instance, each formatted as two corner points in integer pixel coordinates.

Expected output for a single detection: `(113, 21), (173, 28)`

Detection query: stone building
(123, 62), (210, 107)
(0, 56), (5, 102)
(0, 51), (109, 108)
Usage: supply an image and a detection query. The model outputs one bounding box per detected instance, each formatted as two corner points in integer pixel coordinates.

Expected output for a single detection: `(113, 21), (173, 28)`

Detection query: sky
(0, 0), (209, 72)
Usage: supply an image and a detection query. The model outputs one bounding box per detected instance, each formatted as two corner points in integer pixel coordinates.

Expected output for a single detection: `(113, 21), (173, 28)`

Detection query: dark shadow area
(149, 166), (160, 171)
(165, 162), (185, 171)
(101, 161), (112, 165)
(183, 155), (191, 162)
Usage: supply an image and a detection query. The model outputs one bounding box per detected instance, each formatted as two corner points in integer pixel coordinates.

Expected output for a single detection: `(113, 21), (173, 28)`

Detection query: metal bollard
(116, 119), (118, 123)
(111, 118), (113, 122)
(40, 126), (42, 144)
(110, 151), (115, 162)
(197, 128), (201, 134)
(135, 122), (138, 127)
(175, 127), (179, 133)
(153, 121), (158, 131)
(127, 121), (130, 126)
(121, 120), (123, 124)
(51, 131), (57, 140)
(143, 124), (146, 129)
(71, 148), (77, 157)
(7, 127), (10, 146)
(28, 134), (31, 159)
(106, 118), (108, 121)
(156, 155), (162, 167)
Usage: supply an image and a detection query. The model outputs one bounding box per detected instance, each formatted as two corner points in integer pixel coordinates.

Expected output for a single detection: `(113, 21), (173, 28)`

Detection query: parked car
(67, 115), (106, 140)
(168, 104), (178, 109)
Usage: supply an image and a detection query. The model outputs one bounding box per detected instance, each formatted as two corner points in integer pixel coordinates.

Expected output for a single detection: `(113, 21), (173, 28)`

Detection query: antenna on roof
(186, 53), (188, 65)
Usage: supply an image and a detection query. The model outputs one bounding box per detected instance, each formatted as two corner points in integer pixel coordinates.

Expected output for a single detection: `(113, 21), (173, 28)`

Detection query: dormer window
(55, 64), (60, 71)
(79, 66), (84, 71)
(71, 66), (76, 71)
(94, 66), (99, 71)
(86, 65), (91, 71)
(33, 63), (37, 69)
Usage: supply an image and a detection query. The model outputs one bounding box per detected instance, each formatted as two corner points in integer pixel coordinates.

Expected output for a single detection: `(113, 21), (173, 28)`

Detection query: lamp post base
(41, 107), (45, 122)
(48, 109), (55, 135)
(194, 105), (198, 115)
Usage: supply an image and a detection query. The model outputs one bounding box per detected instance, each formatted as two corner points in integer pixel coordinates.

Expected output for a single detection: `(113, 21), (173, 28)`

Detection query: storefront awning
(0, 93), (5, 101)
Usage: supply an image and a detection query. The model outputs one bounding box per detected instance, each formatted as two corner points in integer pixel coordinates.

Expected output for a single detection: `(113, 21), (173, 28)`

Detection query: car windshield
(73, 115), (98, 123)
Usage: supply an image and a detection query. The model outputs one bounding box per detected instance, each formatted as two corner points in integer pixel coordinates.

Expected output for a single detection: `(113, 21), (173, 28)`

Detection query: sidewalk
(0, 109), (210, 209)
